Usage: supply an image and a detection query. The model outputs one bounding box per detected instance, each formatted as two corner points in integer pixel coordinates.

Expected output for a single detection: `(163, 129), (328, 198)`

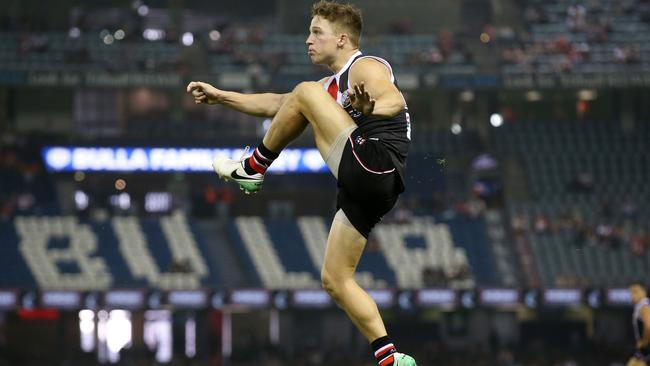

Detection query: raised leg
(263, 81), (356, 158)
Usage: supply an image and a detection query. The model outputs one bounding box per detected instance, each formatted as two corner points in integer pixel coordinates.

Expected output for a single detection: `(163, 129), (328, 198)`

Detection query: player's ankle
(372, 335), (398, 366)
(243, 142), (279, 175)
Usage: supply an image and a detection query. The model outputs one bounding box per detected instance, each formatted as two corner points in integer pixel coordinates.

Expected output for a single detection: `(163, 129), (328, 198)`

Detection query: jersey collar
(333, 50), (363, 80)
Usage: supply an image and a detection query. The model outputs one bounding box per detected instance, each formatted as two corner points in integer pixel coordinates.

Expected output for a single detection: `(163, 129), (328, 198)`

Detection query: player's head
(306, 1), (363, 65)
(630, 282), (648, 304)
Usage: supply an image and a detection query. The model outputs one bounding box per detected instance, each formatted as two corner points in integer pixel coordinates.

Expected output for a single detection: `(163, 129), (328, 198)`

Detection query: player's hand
(186, 81), (224, 105)
(348, 82), (375, 116)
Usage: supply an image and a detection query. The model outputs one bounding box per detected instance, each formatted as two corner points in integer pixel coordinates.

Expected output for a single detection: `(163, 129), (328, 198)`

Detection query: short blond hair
(311, 1), (363, 46)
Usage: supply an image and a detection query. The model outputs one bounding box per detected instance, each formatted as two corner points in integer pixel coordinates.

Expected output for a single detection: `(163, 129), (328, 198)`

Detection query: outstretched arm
(187, 77), (329, 118)
(187, 81), (289, 117)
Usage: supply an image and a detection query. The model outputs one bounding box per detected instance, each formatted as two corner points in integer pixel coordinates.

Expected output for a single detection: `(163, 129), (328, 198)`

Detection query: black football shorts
(336, 128), (404, 238)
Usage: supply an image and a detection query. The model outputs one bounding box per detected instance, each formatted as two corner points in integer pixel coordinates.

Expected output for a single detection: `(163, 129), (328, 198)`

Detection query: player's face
(306, 16), (340, 65)
(630, 285), (647, 304)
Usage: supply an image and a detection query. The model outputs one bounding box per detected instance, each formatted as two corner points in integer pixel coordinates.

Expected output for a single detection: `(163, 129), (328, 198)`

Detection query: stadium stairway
(195, 219), (249, 288)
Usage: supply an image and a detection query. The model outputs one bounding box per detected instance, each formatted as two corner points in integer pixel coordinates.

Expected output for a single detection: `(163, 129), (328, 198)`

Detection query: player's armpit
(348, 58), (405, 118)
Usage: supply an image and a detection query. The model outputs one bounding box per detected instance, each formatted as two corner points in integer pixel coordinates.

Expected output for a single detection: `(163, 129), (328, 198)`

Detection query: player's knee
(293, 81), (321, 100)
(321, 269), (342, 300)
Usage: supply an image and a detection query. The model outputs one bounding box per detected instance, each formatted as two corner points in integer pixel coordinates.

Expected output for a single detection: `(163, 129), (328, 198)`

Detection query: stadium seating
(505, 0), (650, 73)
(0, 31), (472, 74)
(0, 213), (488, 290)
(493, 120), (650, 286)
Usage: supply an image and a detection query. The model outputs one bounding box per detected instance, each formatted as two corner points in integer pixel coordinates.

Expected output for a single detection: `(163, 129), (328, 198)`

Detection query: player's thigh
(293, 82), (356, 155)
(321, 213), (367, 281)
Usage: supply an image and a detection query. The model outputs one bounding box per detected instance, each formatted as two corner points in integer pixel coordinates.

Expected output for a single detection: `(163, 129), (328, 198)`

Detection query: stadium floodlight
(182, 32), (194, 46)
(79, 310), (95, 352)
(103, 34), (114, 45)
(68, 27), (81, 38)
(209, 30), (221, 41)
(577, 89), (597, 101)
(459, 90), (474, 102)
(75, 190), (89, 210)
(0, 291), (18, 311)
(104, 310), (133, 363)
(490, 113), (504, 127)
(144, 310), (172, 363)
(145, 192), (171, 213)
(143, 29), (165, 41)
(526, 90), (542, 102)
(451, 122), (462, 135)
(137, 4), (149, 16)
(185, 316), (196, 358)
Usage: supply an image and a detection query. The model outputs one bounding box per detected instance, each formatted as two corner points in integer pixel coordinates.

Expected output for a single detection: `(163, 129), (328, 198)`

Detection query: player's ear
(338, 33), (348, 48)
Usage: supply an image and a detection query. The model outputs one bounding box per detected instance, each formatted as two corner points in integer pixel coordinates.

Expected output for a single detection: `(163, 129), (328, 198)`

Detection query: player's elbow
(390, 97), (406, 113)
(375, 98), (405, 118)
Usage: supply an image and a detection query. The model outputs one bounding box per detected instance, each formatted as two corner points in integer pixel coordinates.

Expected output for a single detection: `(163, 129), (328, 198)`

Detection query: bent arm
(348, 59), (406, 118)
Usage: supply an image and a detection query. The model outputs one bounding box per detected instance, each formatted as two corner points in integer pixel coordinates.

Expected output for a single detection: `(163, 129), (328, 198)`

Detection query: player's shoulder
(351, 55), (390, 68)
(349, 56), (392, 77)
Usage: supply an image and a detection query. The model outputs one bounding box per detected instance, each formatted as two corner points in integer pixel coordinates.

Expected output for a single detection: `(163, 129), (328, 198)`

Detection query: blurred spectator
(567, 172), (594, 194)
(391, 201), (414, 224)
(169, 258), (192, 273)
(438, 28), (455, 59)
(620, 199), (638, 219)
(630, 234), (648, 256)
(0, 142), (57, 218)
(511, 213), (530, 234)
(525, 2), (548, 23)
(534, 215), (550, 233)
(567, 3), (587, 32)
(455, 195), (487, 218)
(422, 267), (447, 286)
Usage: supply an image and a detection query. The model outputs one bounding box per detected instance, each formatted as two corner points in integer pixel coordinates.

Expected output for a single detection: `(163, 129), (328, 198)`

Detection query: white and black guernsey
(324, 51), (411, 185)
(634, 297), (650, 343)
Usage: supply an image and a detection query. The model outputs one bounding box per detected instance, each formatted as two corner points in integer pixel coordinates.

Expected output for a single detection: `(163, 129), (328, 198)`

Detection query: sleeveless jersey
(634, 297), (650, 342)
(323, 51), (411, 184)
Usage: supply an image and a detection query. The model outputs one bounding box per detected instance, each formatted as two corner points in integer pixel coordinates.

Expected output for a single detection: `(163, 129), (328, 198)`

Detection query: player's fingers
(359, 81), (365, 94)
(187, 81), (198, 93)
(354, 84), (361, 96)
